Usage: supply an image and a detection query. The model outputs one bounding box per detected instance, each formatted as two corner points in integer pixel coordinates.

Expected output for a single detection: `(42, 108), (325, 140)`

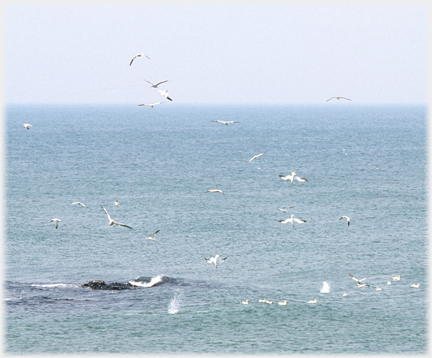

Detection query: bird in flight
(279, 172), (307, 183)
(247, 151), (267, 163)
(114, 200), (121, 207)
(157, 89), (173, 101)
(23, 124), (32, 130)
(339, 216), (350, 226)
(278, 206), (294, 213)
(138, 102), (165, 108)
(129, 53), (150, 66)
(279, 214), (306, 226)
(50, 218), (62, 229)
(71, 201), (88, 209)
(144, 79), (168, 88)
(101, 205), (132, 229)
(146, 230), (160, 241)
(205, 189), (225, 195)
(212, 120), (239, 126)
(326, 96), (351, 102)
(205, 254), (227, 269)
(349, 274), (370, 284)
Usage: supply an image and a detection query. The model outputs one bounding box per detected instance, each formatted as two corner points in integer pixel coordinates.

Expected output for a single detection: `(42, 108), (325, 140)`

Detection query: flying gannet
(212, 120), (239, 126)
(205, 189), (225, 195)
(339, 216), (350, 226)
(279, 172), (307, 183)
(129, 53), (150, 66)
(247, 151), (267, 163)
(144, 79), (168, 88)
(349, 274), (370, 284)
(157, 89), (173, 101)
(23, 124), (32, 130)
(279, 214), (306, 226)
(100, 205), (132, 229)
(204, 254), (227, 269)
(146, 230), (160, 241)
(71, 201), (88, 209)
(278, 206), (294, 213)
(326, 96), (351, 102)
(138, 102), (165, 108)
(50, 218), (61, 229)
(114, 200), (121, 207)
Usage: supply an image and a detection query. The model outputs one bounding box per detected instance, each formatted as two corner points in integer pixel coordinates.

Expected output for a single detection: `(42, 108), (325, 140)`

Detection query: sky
(3, 2), (429, 105)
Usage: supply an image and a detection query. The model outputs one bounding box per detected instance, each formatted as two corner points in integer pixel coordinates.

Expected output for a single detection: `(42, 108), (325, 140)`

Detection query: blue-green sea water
(5, 104), (427, 354)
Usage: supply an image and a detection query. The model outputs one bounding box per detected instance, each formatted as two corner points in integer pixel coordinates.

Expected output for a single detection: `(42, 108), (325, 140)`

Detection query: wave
(129, 275), (167, 288)
(30, 283), (75, 288)
(168, 290), (184, 314)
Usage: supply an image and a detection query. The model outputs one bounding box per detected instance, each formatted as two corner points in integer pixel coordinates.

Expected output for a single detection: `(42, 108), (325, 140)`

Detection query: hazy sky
(4, 3), (428, 105)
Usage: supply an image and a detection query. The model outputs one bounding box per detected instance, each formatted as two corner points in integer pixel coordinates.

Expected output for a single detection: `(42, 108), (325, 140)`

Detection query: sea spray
(168, 290), (184, 314)
(320, 281), (330, 293)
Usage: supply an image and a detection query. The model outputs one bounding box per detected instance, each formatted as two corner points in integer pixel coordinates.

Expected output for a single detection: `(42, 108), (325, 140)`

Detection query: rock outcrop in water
(82, 280), (133, 290)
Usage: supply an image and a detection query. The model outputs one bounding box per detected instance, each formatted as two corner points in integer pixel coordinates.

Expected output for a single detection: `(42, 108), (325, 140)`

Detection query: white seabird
(138, 102), (165, 108)
(357, 282), (369, 288)
(71, 201), (88, 209)
(205, 189), (225, 195)
(129, 53), (150, 66)
(258, 299), (266, 303)
(349, 274), (370, 284)
(144, 79), (168, 88)
(387, 281), (392, 285)
(339, 216), (350, 226)
(204, 254), (227, 269)
(23, 124), (32, 130)
(279, 214), (306, 226)
(279, 172), (307, 183)
(241, 299), (249, 304)
(326, 96), (351, 102)
(212, 120), (239, 126)
(392, 275), (401, 281)
(50, 218), (61, 229)
(376, 287), (383, 291)
(114, 200), (121, 207)
(247, 151), (267, 163)
(146, 230), (160, 241)
(343, 293), (348, 296)
(100, 205), (132, 229)
(278, 206), (294, 213)
(307, 299), (317, 304)
(410, 283), (420, 288)
(278, 300), (287, 306)
(156, 89), (173, 101)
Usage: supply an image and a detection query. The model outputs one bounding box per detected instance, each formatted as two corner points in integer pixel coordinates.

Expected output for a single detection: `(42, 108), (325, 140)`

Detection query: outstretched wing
(114, 222), (133, 229)
(101, 205), (112, 221)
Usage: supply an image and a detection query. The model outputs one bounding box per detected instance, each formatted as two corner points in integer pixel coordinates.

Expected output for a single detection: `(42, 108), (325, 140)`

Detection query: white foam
(30, 283), (71, 288)
(129, 275), (165, 288)
(320, 281), (330, 293)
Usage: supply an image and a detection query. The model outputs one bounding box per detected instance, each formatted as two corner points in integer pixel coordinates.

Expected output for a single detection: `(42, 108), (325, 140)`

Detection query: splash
(320, 281), (330, 293)
(168, 291), (183, 314)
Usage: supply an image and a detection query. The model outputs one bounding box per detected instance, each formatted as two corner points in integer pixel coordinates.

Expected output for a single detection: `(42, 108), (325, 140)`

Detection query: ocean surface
(4, 104), (427, 354)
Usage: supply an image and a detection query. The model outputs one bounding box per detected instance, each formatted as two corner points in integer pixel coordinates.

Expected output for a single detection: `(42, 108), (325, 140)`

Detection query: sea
(4, 103), (428, 354)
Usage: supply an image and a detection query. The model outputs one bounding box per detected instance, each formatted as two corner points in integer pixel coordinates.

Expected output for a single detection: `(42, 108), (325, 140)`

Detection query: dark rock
(82, 280), (133, 290)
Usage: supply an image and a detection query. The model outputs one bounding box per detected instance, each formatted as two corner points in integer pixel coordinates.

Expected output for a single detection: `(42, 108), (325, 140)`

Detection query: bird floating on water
(279, 214), (306, 226)
(205, 189), (225, 195)
(241, 299), (249, 304)
(279, 172), (307, 183)
(157, 89), (172, 101)
(326, 96), (351, 102)
(278, 300), (287, 306)
(71, 201), (88, 209)
(212, 120), (239, 126)
(410, 283), (420, 288)
(339, 216), (350, 226)
(50, 218), (61, 229)
(392, 275), (401, 281)
(204, 254), (227, 269)
(376, 287), (383, 291)
(144, 79), (168, 88)
(146, 230), (160, 241)
(307, 299), (317, 304)
(114, 200), (121, 207)
(101, 205), (132, 229)
(387, 281), (392, 285)
(129, 53), (150, 66)
(247, 151), (267, 163)
(138, 102), (165, 108)
(23, 124), (32, 130)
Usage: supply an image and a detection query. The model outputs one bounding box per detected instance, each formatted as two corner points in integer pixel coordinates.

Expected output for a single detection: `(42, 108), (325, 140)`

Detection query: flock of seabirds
(21, 52), (420, 304)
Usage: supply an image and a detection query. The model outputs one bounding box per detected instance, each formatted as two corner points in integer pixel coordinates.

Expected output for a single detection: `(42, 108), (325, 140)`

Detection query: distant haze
(5, 4), (427, 105)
